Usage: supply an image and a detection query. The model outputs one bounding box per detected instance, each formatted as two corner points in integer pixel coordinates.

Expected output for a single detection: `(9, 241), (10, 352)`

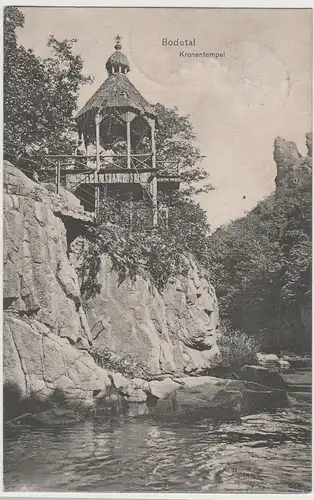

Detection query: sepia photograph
(2, 5), (312, 494)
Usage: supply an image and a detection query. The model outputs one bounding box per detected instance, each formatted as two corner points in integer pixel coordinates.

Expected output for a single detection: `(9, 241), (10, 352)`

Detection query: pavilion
(63, 35), (181, 225)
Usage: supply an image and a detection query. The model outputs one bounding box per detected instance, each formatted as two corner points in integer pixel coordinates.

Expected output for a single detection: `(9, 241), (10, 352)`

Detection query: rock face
(3, 162), (222, 408)
(274, 133), (312, 192)
(273, 134), (312, 347)
(71, 240), (222, 376)
(3, 163), (110, 406)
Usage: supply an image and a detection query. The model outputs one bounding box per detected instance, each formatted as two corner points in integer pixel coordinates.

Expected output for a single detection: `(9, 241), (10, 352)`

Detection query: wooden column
(95, 186), (100, 217)
(150, 119), (158, 226)
(129, 192), (133, 233)
(151, 119), (156, 169)
(55, 160), (61, 194)
(152, 176), (158, 227)
(127, 120), (131, 169)
(95, 113), (102, 173)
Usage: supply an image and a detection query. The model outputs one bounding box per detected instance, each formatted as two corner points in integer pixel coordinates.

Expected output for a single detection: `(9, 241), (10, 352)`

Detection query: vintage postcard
(2, 5), (312, 495)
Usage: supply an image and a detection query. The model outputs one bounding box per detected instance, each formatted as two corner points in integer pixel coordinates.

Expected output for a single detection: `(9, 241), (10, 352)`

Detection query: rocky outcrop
(3, 162), (110, 406)
(148, 376), (289, 422)
(71, 240), (222, 376)
(272, 134), (312, 348)
(274, 133), (312, 192)
(255, 353), (290, 372)
(4, 162), (222, 409)
(6, 408), (85, 428)
(240, 365), (286, 390)
(4, 161), (293, 423)
(3, 315), (110, 405)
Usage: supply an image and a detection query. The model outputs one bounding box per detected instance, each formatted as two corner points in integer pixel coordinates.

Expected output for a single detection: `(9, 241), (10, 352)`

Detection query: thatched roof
(76, 73), (156, 121)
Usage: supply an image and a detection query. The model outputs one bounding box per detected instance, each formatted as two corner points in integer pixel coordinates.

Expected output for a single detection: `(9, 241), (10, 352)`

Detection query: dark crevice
(3, 297), (16, 310)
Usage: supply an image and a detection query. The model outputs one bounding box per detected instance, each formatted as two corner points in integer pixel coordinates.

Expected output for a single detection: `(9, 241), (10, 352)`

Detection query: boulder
(94, 393), (128, 417)
(110, 372), (134, 397)
(255, 353), (290, 373)
(240, 365), (286, 390)
(32, 408), (85, 425)
(174, 376), (226, 389)
(278, 359), (290, 372)
(149, 377), (181, 399)
(256, 353), (279, 370)
(7, 408), (84, 427)
(128, 389), (147, 403)
(132, 378), (150, 392)
(150, 383), (242, 422)
(149, 375), (289, 422)
(240, 381), (289, 413)
(282, 355), (311, 370)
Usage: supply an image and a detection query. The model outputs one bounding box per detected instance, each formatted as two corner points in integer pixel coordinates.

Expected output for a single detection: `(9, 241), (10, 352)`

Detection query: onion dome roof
(105, 35), (130, 76)
(76, 35), (156, 121)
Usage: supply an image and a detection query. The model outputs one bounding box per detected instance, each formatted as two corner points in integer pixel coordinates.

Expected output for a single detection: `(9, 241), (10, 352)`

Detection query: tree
(90, 102), (215, 289)
(208, 156), (312, 353)
(154, 103), (213, 196)
(3, 6), (92, 163)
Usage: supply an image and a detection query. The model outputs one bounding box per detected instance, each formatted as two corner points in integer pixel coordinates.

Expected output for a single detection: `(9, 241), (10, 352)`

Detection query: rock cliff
(3, 162), (222, 406)
(3, 162), (109, 406)
(71, 241), (222, 376)
(274, 132), (312, 192)
(273, 133), (312, 346)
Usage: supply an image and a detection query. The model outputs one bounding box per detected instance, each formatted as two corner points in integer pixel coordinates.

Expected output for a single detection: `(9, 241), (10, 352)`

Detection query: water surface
(4, 400), (311, 493)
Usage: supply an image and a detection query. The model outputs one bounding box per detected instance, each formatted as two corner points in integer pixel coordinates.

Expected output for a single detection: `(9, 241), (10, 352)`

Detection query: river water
(4, 397), (311, 494)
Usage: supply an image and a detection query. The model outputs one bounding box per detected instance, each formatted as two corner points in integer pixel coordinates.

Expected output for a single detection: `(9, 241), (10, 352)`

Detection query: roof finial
(114, 34), (122, 51)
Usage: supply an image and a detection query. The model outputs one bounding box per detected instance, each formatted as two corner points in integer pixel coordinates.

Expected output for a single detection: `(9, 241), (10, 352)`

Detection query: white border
(0, 1), (313, 500)
(0, 0), (314, 6)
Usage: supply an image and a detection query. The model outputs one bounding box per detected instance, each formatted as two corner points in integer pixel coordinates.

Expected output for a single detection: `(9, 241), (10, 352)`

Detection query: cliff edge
(3, 162), (222, 406)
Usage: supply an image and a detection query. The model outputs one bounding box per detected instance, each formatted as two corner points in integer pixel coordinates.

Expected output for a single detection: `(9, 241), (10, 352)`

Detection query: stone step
(290, 392), (312, 404)
(287, 384), (311, 393)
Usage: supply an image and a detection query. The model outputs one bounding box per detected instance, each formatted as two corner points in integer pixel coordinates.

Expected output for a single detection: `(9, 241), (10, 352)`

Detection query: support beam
(95, 113), (102, 173)
(95, 186), (100, 217)
(55, 160), (61, 194)
(129, 192), (133, 233)
(150, 119), (158, 226)
(151, 119), (156, 170)
(152, 175), (158, 227)
(127, 120), (131, 169)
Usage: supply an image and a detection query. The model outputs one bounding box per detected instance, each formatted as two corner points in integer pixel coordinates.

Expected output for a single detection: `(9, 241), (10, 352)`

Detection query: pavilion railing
(4, 149), (180, 212)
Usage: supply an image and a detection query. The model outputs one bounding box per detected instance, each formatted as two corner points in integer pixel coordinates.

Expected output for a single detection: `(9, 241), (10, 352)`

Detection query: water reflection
(4, 403), (311, 493)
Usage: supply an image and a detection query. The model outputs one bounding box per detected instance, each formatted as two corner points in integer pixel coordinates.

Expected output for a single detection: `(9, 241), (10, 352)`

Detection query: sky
(17, 7), (312, 229)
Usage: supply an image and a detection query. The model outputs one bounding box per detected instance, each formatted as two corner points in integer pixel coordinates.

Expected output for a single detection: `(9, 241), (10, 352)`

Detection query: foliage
(3, 6), (92, 164)
(80, 219), (183, 294)
(80, 188), (211, 295)
(217, 327), (261, 372)
(154, 103), (213, 195)
(209, 159), (312, 353)
(90, 347), (148, 379)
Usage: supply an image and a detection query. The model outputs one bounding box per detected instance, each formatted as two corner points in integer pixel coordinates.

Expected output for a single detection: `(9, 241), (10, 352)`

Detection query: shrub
(90, 347), (148, 379)
(218, 327), (261, 372)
